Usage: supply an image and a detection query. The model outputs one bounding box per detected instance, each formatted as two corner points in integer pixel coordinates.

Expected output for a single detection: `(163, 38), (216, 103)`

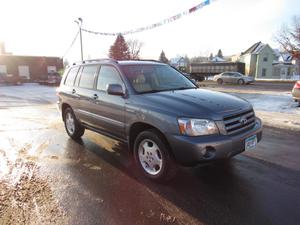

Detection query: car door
(226, 73), (236, 83)
(74, 64), (100, 127)
(90, 65), (126, 140)
(222, 73), (230, 83)
(60, 66), (81, 113)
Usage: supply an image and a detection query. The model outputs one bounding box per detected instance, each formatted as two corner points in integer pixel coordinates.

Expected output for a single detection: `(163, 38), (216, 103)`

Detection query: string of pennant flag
(82, 0), (215, 36)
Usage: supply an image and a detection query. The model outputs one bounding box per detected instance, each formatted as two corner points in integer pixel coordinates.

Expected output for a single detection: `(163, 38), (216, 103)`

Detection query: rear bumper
(292, 89), (300, 101)
(166, 118), (263, 166)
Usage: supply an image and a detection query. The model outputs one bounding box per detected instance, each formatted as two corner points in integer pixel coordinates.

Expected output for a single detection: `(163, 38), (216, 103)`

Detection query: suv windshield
(120, 64), (196, 93)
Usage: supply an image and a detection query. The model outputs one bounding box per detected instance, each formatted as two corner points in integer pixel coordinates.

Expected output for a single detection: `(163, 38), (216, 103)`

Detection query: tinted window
(233, 73), (242, 77)
(97, 66), (123, 91)
(65, 67), (79, 86)
(79, 65), (98, 89)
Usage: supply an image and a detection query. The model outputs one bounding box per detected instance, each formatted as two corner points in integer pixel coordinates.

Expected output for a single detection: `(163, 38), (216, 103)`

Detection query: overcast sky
(0, 0), (299, 63)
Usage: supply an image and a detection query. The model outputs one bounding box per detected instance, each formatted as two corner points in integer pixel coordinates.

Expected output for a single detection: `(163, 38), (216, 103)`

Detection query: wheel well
(129, 123), (172, 156)
(61, 103), (71, 120)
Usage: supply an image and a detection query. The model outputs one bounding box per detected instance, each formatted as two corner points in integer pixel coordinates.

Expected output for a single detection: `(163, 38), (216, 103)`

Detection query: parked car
(292, 81), (300, 106)
(213, 72), (255, 85)
(57, 59), (263, 181)
(38, 72), (61, 85)
(0, 73), (22, 85)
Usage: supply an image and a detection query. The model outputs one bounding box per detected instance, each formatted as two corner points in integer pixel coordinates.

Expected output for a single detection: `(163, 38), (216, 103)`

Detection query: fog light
(203, 146), (216, 159)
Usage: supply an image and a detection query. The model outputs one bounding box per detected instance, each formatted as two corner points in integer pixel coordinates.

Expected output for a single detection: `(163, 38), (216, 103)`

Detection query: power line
(62, 31), (79, 59)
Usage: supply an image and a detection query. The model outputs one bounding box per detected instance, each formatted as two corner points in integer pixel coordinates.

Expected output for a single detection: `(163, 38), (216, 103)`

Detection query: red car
(38, 72), (61, 85)
(0, 73), (22, 85)
(292, 81), (300, 106)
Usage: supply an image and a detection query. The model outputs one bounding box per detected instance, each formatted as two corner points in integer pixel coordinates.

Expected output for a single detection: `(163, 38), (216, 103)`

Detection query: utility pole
(75, 17), (83, 61)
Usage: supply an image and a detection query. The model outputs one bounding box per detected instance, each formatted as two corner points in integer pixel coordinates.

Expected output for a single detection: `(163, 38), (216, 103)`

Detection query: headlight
(178, 118), (219, 136)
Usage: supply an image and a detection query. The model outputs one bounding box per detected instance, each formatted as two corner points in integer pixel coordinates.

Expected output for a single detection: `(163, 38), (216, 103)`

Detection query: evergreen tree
(209, 53), (214, 61)
(109, 34), (130, 60)
(217, 49), (223, 58)
(159, 50), (169, 64)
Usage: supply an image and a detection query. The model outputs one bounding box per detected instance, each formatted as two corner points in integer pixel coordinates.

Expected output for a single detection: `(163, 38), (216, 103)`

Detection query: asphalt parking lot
(0, 83), (300, 225)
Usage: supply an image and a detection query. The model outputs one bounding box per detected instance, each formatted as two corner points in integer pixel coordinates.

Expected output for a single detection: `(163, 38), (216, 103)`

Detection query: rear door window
(78, 65), (99, 89)
(65, 66), (80, 86)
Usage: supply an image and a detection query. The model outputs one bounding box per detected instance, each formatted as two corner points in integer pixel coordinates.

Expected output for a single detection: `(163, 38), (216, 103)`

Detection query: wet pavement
(0, 84), (300, 225)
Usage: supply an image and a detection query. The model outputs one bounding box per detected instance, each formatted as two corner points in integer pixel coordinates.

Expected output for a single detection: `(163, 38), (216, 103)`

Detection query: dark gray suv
(57, 59), (262, 181)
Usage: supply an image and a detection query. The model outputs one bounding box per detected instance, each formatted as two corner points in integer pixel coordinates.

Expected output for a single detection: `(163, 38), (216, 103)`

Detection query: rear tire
(133, 129), (177, 182)
(217, 79), (223, 85)
(63, 107), (85, 140)
(238, 79), (245, 85)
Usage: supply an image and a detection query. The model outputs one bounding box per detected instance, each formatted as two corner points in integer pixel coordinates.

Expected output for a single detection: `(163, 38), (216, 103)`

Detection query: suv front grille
(223, 109), (255, 135)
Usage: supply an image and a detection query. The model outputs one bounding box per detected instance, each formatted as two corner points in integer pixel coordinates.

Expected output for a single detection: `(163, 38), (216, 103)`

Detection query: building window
(0, 65), (7, 74)
(263, 55), (268, 62)
(262, 68), (267, 77)
(47, 66), (57, 73)
(18, 65), (30, 79)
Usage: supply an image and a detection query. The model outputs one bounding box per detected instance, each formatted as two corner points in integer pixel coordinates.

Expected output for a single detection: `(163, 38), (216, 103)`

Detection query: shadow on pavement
(57, 134), (298, 225)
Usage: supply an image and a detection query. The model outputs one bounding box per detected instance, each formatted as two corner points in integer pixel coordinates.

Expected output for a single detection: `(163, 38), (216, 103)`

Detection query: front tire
(64, 107), (85, 140)
(133, 129), (177, 182)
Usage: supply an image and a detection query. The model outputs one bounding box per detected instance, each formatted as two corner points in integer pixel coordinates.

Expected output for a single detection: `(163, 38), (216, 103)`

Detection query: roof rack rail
(72, 58), (118, 66)
(118, 59), (162, 63)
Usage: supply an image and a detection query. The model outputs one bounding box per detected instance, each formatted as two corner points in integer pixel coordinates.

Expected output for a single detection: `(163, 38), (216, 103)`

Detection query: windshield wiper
(172, 87), (197, 91)
(139, 87), (196, 94)
(139, 89), (162, 94)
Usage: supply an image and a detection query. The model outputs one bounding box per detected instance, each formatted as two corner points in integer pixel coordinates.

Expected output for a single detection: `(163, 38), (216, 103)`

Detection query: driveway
(0, 84), (299, 225)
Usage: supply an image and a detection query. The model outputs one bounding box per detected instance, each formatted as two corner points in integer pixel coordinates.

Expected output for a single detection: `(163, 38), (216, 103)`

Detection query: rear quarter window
(64, 67), (80, 86)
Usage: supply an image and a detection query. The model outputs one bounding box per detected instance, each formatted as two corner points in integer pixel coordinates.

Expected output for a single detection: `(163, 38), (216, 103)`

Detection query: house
(170, 56), (189, 72)
(272, 51), (297, 79)
(0, 54), (63, 81)
(210, 56), (226, 62)
(239, 42), (276, 79)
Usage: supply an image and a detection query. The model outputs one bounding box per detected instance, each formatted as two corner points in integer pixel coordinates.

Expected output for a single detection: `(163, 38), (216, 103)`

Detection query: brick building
(0, 54), (63, 81)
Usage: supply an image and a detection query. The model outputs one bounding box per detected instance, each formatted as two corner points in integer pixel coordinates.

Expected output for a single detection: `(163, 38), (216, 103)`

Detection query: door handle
(92, 94), (98, 100)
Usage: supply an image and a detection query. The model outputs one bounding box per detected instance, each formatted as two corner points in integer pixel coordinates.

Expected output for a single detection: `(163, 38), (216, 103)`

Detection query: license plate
(245, 135), (257, 151)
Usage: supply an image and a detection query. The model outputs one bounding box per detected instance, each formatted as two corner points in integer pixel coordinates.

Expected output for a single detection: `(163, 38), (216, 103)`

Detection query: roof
(170, 56), (185, 64)
(242, 41), (266, 55)
(210, 56), (226, 62)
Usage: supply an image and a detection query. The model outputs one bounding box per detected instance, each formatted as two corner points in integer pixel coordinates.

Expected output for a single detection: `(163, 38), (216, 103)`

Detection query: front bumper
(166, 118), (263, 166)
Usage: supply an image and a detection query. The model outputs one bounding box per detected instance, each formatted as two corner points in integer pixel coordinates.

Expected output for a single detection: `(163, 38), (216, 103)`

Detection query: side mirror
(107, 84), (124, 96)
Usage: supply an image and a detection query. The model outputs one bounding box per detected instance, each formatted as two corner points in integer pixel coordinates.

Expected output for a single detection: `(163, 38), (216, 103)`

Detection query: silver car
(213, 72), (255, 85)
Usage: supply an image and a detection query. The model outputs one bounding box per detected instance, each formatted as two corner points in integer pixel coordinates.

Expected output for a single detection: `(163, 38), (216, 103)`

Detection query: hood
(133, 89), (251, 120)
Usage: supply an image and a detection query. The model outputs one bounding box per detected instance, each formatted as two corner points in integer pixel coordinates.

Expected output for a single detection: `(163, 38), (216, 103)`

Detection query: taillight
(294, 81), (300, 89)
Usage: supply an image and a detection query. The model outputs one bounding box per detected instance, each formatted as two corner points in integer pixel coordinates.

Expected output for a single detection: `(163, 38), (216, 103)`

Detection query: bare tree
(127, 39), (144, 59)
(275, 15), (300, 59)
